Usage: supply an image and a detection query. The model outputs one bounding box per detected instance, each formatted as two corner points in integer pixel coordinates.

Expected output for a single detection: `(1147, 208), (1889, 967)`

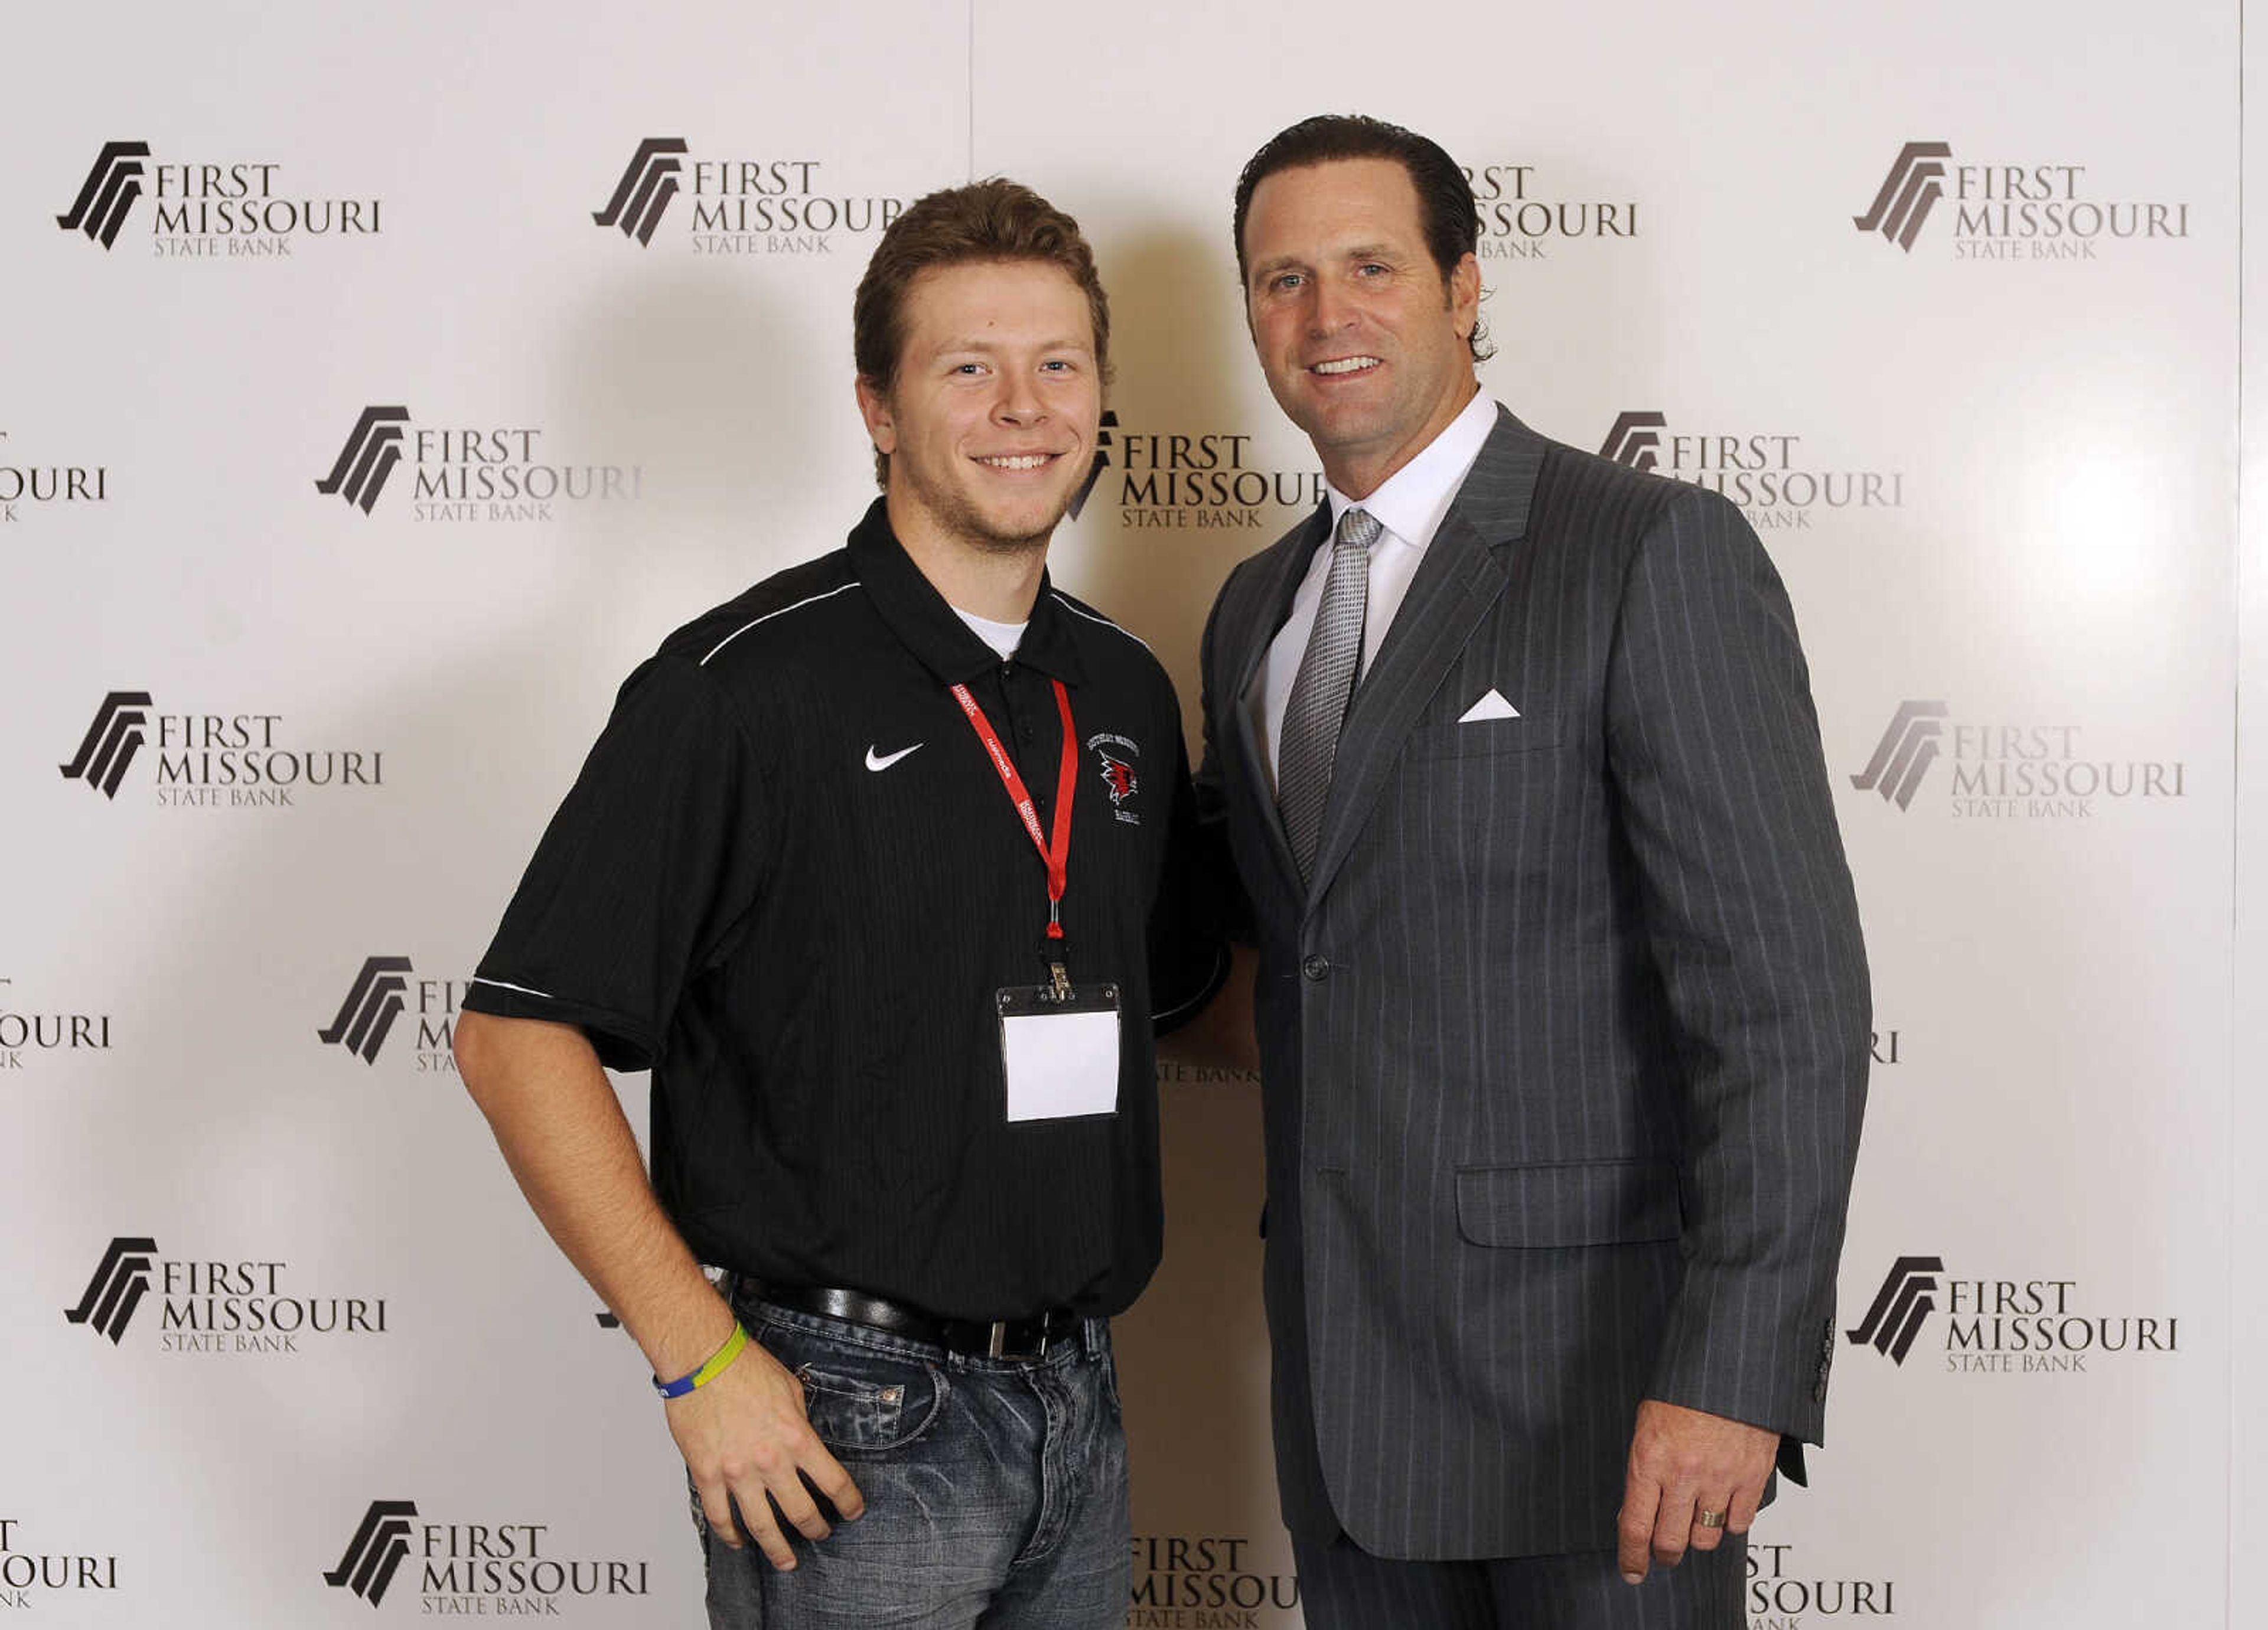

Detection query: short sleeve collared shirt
(463, 500), (1224, 1320)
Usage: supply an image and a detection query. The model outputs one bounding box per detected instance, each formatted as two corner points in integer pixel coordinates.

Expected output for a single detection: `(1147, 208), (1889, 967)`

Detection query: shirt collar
(845, 498), (1086, 686)
(1324, 387), (1500, 551)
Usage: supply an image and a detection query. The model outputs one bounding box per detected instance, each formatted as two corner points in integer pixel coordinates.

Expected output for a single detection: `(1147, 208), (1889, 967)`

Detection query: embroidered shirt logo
(864, 743), (921, 772)
(1086, 732), (1141, 824)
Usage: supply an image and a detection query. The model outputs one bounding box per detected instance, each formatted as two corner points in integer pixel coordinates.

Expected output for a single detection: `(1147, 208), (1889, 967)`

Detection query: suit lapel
(1302, 410), (1546, 911)
(1230, 503), (1331, 892)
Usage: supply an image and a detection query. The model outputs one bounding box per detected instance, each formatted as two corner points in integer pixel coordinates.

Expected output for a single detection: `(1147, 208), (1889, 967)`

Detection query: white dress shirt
(1249, 389), (1500, 791)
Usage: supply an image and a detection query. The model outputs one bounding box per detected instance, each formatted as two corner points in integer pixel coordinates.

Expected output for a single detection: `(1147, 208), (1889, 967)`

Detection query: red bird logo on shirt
(1097, 751), (1138, 806)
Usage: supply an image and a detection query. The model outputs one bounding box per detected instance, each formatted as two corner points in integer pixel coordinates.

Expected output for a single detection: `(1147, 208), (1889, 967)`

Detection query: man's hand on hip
(668, 1332), (867, 1571)
(1615, 1398), (1775, 1583)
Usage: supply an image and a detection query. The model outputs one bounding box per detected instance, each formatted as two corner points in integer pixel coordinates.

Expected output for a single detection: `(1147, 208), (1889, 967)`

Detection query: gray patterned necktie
(1276, 506), (1380, 884)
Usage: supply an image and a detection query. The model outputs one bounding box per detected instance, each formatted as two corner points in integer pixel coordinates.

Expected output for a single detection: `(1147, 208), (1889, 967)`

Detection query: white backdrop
(2, 4), (2257, 1625)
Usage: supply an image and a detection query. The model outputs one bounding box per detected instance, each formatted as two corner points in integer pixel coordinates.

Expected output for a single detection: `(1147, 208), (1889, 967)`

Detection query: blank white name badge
(996, 983), (1122, 1122)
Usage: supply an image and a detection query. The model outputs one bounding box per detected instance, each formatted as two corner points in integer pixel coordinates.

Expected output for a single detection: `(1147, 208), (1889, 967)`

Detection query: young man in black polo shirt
(455, 180), (1225, 1629)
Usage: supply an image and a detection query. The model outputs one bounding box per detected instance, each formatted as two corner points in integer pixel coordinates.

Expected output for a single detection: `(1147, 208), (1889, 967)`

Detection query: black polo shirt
(463, 499), (1226, 1321)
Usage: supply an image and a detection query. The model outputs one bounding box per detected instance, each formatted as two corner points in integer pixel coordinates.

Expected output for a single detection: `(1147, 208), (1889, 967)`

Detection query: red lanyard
(949, 676), (1077, 940)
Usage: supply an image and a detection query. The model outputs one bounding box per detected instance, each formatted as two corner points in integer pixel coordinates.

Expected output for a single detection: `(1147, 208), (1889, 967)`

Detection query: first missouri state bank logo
(1854, 140), (2188, 259)
(315, 406), (409, 513)
(324, 1498), (650, 1612)
(1132, 1534), (1301, 1618)
(1852, 143), (1951, 252)
(1461, 161), (1641, 260)
(326, 1501), (419, 1605)
(317, 405), (643, 521)
(317, 957), (468, 1071)
(1067, 410), (1323, 532)
(2, 428), (112, 524)
(63, 1236), (387, 1353)
(1, 976), (115, 1072)
(58, 691), (153, 799)
(592, 137), (905, 255)
(57, 141), (381, 256)
(1846, 1254), (2175, 1376)
(1843, 1254), (1942, 1365)
(320, 958), (413, 1064)
(56, 143), (151, 249)
(1599, 411), (1904, 531)
(592, 139), (687, 245)
(62, 1237), (157, 1344)
(1850, 699), (2186, 819)
(1066, 410), (1117, 520)
(0, 1517), (122, 1608)
(1848, 701), (1947, 811)
(58, 691), (383, 807)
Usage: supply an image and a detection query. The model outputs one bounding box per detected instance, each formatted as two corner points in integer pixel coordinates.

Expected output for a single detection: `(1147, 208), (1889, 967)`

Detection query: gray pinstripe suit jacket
(1194, 407), (1870, 1561)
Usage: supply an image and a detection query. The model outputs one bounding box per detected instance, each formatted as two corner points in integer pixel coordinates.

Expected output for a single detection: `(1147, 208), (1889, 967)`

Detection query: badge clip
(1042, 900), (1072, 1002)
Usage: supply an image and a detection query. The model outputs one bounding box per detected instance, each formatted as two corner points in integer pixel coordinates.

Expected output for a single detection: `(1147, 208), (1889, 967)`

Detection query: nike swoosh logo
(865, 743), (922, 772)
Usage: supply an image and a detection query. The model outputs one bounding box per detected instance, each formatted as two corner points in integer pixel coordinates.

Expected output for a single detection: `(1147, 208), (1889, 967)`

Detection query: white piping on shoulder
(702, 581), (862, 666)
(1050, 591), (1151, 653)
(469, 976), (559, 1001)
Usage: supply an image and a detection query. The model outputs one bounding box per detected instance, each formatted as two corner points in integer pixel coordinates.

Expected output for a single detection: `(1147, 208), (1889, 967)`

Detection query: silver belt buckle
(985, 1319), (1047, 1361)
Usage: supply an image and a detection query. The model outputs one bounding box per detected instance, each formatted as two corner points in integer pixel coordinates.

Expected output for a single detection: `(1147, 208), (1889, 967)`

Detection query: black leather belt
(762, 1285), (1083, 1361)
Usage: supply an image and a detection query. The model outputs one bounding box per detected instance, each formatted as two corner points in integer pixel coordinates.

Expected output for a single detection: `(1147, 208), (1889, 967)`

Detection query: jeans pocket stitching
(796, 1360), (950, 1455)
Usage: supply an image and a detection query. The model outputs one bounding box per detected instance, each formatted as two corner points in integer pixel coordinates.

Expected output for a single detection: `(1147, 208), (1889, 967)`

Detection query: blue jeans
(693, 1289), (1129, 1629)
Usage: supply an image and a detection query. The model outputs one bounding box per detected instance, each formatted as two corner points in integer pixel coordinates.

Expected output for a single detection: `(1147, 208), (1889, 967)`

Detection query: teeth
(979, 454), (1052, 470)
(1312, 357), (1380, 376)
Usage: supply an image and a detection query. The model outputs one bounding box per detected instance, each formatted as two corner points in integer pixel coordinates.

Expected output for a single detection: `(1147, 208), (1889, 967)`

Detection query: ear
(1447, 252), (1482, 341)
(854, 375), (897, 457)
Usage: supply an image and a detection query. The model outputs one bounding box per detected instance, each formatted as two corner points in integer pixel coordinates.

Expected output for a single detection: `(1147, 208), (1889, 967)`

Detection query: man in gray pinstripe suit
(1193, 115), (1871, 1627)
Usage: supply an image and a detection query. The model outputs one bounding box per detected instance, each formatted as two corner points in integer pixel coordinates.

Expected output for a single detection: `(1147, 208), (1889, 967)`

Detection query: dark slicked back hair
(853, 177), (1112, 486)
(1233, 113), (1493, 363)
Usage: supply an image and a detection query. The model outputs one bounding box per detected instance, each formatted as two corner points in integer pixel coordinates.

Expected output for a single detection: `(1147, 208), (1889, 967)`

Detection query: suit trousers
(1292, 1531), (1746, 1630)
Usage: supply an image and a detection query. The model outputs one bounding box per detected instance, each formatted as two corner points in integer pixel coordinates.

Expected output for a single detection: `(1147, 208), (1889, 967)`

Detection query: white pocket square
(1457, 689), (1521, 723)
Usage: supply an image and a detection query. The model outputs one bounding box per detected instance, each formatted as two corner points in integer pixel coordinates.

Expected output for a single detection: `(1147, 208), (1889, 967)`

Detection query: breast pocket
(1404, 713), (1562, 762)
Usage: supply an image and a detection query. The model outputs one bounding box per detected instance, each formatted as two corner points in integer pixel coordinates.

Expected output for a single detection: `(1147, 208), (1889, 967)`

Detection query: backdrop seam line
(2231, 5), (2247, 1627)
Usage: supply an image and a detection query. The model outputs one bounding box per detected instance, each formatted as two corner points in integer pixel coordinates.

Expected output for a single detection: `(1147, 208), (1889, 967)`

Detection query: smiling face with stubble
(856, 258), (1103, 556)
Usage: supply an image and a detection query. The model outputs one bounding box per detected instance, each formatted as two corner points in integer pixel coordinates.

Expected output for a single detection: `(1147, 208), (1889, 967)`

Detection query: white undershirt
(953, 606), (1028, 660)
(1249, 389), (1500, 791)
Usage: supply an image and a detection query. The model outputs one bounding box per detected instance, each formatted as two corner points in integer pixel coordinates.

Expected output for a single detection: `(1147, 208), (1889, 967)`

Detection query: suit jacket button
(1301, 954), (1330, 981)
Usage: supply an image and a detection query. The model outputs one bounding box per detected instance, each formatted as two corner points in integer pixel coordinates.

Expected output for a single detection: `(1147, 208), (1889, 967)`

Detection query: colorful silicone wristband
(652, 1321), (750, 1400)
